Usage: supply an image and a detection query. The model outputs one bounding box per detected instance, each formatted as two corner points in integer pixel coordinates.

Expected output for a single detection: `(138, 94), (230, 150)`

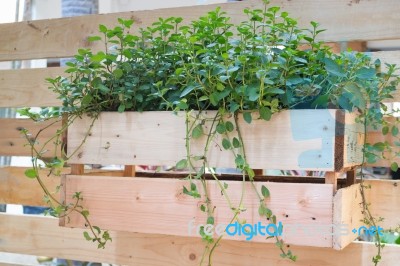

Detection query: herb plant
(20, 0), (400, 265)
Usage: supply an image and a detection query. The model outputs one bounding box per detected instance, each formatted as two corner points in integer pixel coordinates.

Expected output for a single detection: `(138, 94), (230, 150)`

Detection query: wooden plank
(346, 169), (357, 186)
(363, 179), (400, 230)
(333, 184), (364, 250)
(67, 110), (362, 171)
(0, 0), (399, 61)
(63, 175), (334, 247)
(123, 165), (136, 177)
(0, 214), (399, 266)
(0, 167), (61, 206)
(2, 166), (397, 233)
(2, 50), (399, 109)
(0, 67), (64, 108)
(0, 118), (62, 157)
(325, 172), (339, 193)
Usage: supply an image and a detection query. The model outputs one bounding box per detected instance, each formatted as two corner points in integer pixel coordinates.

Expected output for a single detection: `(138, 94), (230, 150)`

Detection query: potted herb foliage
(20, 1), (400, 265)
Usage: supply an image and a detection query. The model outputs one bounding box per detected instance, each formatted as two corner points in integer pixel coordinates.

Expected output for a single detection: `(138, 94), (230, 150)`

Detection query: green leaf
(222, 138), (231, 150)
(259, 106), (272, 121)
(392, 126), (399, 136)
(25, 168), (37, 179)
(312, 94), (329, 108)
(88, 35), (102, 42)
(382, 126), (389, 135)
(80, 95), (92, 106)
(391, 162), (399, 172)
(247, 85), (259, 101)
(355, 67), (376, 80)
(232, 137), (241, 148)
(366, 152), (378, 164)
(266, 88), (285, 94)
(324, 58), (346, 77)
(207, 216), (215, 225)
(176, 159), (188, 169)
(225, 121), (234, 132)
(198, 95), (209, 101)
(90, 52), (106, 62)
(81, 210), (89, 217)
(344, 83), (366, 110)
(200, 205), (206, 212)
(98, 84), (110, 93)
(246, 167), (255, 179)
(93, 226), (101, 234)
(118, 104), (126, 113)
(373, 142), (385, 152)
(261, 185), (270, 198)
(258, 204), (266, 216)
(216, 123), (226, 134)
(243, 112), (252, 124)
(180, 85), (196, 98)
(83, 231), (92, 241)
(223, 182), (228, 189)
(99, 24), (108, 33)
(113, 68), (123, 79)
(192, 124), (203, 139)
(235, 155), (245, 167)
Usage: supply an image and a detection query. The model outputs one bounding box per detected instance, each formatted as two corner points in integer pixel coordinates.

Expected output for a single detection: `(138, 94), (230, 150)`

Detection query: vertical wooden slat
(70, 164), (84, 175)
(123, 165), (136, 177)
(325, 172), (340, 193)
(346, 169), (357, 186)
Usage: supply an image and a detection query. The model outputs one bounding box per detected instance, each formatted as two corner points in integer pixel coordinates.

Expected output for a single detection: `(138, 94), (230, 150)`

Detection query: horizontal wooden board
(0, 67), (64, 108)
(2, 166), (397, 234)
(0, 118), (61, 157)
(1, 214), (399, 265)
(363, 179), (400, 230)
(63, 175), (334, 247)
(0, 0), (400, 61)
(0, 167), (61, 206)
(67, 110), (362, 171)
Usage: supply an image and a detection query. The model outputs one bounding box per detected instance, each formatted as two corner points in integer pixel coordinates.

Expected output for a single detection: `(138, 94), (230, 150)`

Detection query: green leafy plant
(20, 0), (400, 265)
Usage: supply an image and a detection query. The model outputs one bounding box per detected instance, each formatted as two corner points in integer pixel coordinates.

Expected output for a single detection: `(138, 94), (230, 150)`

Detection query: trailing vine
(20, 0), (400, 265)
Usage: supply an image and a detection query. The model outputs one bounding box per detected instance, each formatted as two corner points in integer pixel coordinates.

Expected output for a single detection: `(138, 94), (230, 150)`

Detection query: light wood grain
(0, 67), (64, 108)
(0, 0), (400, 61)
(0, 167), (61, 206)
(333, 183), (364, 250)
(67, 110), (362, 171)
(63, 175), (334, 247)
(0, 118), (61, 157)
(1, 214), (399, 266)
(363, 179), (400, 230)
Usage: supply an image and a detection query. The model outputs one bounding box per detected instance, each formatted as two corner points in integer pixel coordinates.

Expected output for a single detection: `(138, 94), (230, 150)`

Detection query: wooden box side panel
(342, 111), (364, 169)
(67, 109), (348, 171)
(332, 183), (364, 250)
(62, 175), (334, 247)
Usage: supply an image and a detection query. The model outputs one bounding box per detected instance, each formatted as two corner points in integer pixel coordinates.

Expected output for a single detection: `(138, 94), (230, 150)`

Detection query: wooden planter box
(61, 109), (364, 250)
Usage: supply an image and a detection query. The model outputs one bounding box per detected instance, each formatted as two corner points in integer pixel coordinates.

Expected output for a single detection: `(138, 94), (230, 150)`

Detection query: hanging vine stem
(233, 111), (296, 261)
(359, 116), (384, 265)
(187, 110), (296, 264)
(20, 110), (111, 248)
